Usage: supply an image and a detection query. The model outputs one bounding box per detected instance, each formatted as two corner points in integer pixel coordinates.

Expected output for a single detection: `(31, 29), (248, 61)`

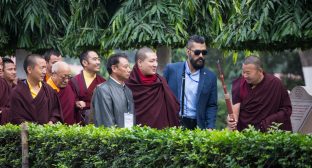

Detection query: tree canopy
(215, 0), (312, 50)
(0, 0), (311, 55)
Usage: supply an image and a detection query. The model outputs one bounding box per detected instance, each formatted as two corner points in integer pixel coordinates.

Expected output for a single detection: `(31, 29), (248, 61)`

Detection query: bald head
(52, 61), (70, 74)
(135, 47), (155, 63)
(51, 61), (72, 88)
(243, 55), (263, 70)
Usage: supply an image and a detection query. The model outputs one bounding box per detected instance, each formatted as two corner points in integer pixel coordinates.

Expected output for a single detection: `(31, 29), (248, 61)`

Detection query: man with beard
(69, 50), (106, 125)
(92, 53), (134, 128)
(164, 35), (218, 130)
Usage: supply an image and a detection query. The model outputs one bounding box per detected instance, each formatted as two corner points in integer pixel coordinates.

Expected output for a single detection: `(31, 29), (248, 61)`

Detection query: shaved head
(135, 47), (154, 63)
(51, 61), (72, 88)
(52, 61), (70, 74)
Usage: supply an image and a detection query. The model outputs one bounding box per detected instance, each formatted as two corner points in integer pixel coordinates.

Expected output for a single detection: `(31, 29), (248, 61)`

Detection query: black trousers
(180, 117), (197, 130)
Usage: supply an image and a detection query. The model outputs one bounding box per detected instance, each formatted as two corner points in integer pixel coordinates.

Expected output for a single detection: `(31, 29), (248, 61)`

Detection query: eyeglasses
(188, 49), (208, 56)
(58, 74), (72, 80)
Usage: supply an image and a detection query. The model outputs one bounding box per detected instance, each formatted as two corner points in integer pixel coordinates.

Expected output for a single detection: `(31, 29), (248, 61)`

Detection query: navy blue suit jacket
(163, 62), (218, 129)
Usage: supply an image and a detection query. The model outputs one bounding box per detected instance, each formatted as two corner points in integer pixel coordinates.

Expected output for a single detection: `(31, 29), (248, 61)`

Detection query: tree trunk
(156, 46), (171, 76)
(21, 123), (29, 168)
(299, 48), (312, 88)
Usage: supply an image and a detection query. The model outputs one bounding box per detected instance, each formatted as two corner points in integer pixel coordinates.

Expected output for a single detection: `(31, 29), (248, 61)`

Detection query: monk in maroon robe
(69, 50), (105, 124)
(0, 58), (17, 124)
(47, 61), (76, 125)
(9, 54), (63, 124)
(228, 56), (292, 132)
(126, 47), (180, 129)
(0, 78), (12, 124)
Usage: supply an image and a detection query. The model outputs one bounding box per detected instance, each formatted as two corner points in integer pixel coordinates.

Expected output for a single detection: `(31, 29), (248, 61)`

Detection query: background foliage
(1, 0), (311, 55)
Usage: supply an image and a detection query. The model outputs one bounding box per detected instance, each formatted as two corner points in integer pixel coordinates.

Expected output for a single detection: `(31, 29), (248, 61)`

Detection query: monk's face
(112, 57), (131, 82)
(83, 51), (101, 73)
(53, 66), (71, 88)
(3, 62), (16, 83)
(29, 58), (47, 82)
(47, 54), (62, 74)
(242, 63), (263, 85)
(138, 52), (158, 76)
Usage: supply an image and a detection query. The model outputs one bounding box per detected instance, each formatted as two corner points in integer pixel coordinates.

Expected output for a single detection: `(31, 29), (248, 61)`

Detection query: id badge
(124, 113), (134, 128)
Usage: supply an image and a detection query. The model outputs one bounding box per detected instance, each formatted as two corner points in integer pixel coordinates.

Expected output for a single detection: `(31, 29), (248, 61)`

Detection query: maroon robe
(57, 85), (76, 125)
(232, 73), (292, 132)
(9, 80), (63, 124)
(69, 71), (106, 124)
(126, 65), (180, 129)
(0, 78), (12, 125)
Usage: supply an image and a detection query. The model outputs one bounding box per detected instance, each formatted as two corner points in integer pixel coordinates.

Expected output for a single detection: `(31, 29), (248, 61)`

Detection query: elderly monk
(228, 56), (292, 132)
(69, 50), (106, 125)
(47, 61), (76, 125)
(9, 54), (63, 124)
(92, 53), (134, 128)
(0, 58), (17, 124)
(126, 47), (179, 129)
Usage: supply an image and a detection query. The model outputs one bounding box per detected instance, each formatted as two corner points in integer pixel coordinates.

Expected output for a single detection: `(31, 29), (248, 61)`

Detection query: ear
(258, 67), (264, 73)
(111, 65), (118, 73)
(137, 59), (143, 67)
(27, 66), (32, 74)
(82, 60), (88, 67)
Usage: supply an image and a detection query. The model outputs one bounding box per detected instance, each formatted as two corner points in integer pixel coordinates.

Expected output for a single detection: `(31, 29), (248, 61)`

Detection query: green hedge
(1, 124), (312, 168)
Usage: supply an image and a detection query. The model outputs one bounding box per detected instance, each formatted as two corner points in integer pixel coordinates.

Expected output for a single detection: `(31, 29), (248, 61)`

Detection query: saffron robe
(232, 73), (292, 132)
(9, 80), (63, 124)
(69, 71), (106, 124)
(0, 78), (12, 125)
(92, 78), (134, 127)
(126, 65), (180, 129)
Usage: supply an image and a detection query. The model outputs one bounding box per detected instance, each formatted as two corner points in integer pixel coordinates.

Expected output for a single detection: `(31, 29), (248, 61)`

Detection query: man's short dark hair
(2, 58), (14, 69)
(23, 54), (44, 74)
(243, 55), (263, 70)
(135, 47), (154, 63)
(79, 50), (98, 67)
(43, 49), (61, 62)
(106, 53), (128, 75)
(186, 35), (206, 48)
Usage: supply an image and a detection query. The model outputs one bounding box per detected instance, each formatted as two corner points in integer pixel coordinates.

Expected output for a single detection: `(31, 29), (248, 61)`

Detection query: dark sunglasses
(188, 49), (208, 56)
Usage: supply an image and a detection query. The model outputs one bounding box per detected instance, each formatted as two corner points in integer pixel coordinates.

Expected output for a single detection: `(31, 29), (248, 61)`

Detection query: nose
(198, 52), (204, 58)
(127, 67), (131, 73)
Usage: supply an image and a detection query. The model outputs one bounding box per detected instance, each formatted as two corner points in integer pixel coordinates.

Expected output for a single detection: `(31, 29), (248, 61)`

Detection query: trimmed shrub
(1, 124), (312, 167)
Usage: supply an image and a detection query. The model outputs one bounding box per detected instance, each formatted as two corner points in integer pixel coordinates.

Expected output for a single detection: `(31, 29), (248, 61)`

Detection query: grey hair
(243, 55), (263, 70)
(51, 61), (70, 73)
